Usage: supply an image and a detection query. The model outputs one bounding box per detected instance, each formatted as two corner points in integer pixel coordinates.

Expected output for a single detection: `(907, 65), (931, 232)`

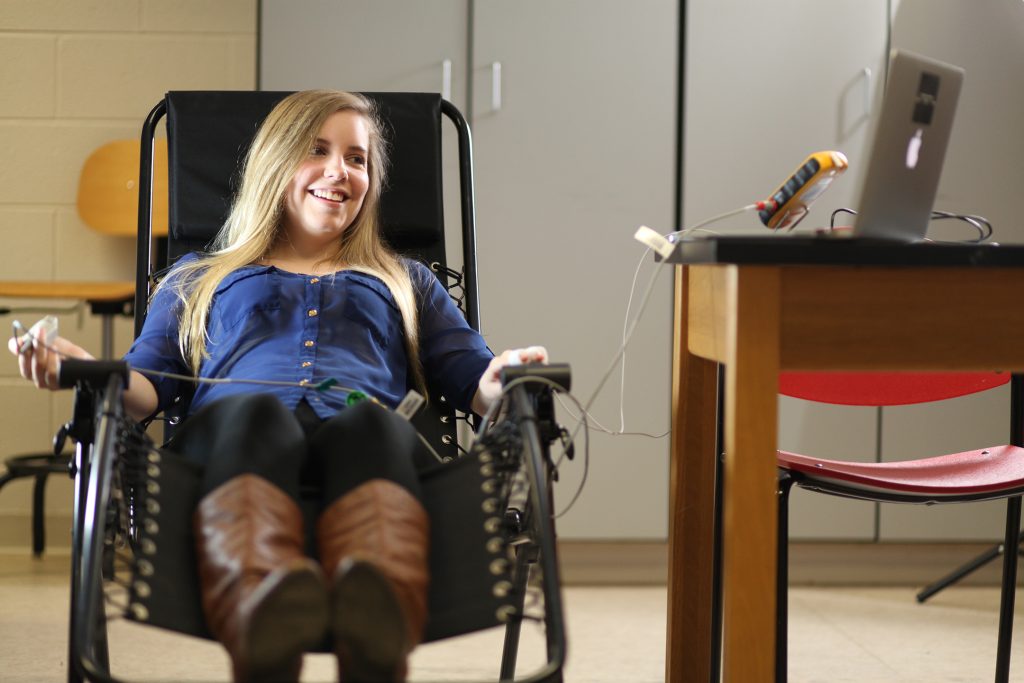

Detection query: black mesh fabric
(127, 442), (516, 644)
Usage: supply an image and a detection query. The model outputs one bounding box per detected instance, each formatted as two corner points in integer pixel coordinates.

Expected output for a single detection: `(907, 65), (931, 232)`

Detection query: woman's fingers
(9, 325), (93, 391)
(474, 345), (550, 415)
(16, 338), (33, 381)
(506, 345), (548, 366)
(31, 329), (54, 388)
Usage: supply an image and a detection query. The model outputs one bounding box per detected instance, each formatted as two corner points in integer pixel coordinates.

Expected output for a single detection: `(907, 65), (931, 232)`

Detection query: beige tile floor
(1, 552), (1021, 682)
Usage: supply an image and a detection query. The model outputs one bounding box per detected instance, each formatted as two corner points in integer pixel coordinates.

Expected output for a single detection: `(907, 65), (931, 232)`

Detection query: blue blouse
(123, 254), (493, 418)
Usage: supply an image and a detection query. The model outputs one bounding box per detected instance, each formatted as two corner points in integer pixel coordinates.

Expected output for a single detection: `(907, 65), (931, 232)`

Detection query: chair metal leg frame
(31, 471), (48, 556)
(994, 496), (1021, 682)
(67, 441), (87, 683)
(506, 382), (567, 683)
(67, 374), (126, 683)
(499, 536), (537, 680)
(775, 477), (1021, 683)
(916, 531), (1024, 603)
(993, 375), (1024, 682)
(0, 454), (70, 556)
(919, 377), (1024, 609)
(775, 471), (795, 683)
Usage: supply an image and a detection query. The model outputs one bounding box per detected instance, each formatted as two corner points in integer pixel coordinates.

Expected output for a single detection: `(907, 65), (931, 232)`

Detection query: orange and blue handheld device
(759, 150), (849, 230)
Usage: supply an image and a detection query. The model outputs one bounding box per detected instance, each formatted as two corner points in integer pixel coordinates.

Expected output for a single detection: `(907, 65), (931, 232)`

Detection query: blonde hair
(160, 90), (425, 392)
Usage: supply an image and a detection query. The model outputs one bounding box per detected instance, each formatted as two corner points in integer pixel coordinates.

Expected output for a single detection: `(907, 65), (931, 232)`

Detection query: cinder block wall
(0, 0), (256, 551)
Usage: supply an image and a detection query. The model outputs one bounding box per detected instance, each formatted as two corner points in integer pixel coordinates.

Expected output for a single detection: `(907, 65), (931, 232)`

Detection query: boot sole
(244, 560), (329, 682)
(332, 560), (409, 681)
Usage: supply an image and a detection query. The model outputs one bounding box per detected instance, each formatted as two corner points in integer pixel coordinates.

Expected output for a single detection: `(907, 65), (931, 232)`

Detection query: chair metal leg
(68, 376), (123, 683)
(507, 382), (567, 683)
(67, 445), (86, 683)
(776, 472), (795, 683)
(0, 457), (65, 558)
(995, 495), (1021, 683)
(31, 473), (49, 557)
(916, 535), (1023, 603)
(994, 374), (1024, 682)
(500, 543), (535, 681)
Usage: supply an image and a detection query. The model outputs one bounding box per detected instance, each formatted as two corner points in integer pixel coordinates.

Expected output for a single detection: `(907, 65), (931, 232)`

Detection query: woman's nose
(324, 157), (348, 180)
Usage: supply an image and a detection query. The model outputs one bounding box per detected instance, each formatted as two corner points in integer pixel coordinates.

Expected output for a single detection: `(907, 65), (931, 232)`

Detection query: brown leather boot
(195, 474), (329, 683)
(317, 479), (430, 682)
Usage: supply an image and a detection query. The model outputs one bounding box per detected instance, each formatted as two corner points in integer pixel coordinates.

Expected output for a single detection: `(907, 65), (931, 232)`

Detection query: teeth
(312, 189), (344, 201)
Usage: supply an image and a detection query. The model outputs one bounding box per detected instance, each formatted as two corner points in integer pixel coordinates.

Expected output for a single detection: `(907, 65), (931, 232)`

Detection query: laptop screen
(852, 50), (965, 241)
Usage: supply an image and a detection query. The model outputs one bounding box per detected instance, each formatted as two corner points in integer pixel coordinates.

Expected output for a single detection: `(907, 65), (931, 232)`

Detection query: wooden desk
(664, 237), (1024, 682)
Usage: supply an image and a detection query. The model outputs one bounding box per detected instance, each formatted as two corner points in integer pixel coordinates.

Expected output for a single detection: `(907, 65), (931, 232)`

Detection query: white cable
(619, 247), (650, 433)
(666, 203), (760, 241)
(573, 202), (764, 443)
(571, 258), (666, 446)
(555, 393), (667, 439)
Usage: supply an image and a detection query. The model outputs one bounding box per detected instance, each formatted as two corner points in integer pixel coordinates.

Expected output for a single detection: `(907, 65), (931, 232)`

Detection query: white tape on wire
(14, 315), (58, 355)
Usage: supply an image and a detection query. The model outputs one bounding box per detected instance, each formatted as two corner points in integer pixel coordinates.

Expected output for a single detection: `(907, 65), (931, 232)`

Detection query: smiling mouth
(311, 188), (346, 203)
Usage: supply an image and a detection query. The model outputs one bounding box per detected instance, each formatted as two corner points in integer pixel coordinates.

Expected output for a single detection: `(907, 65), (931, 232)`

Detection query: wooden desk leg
(721, 267), (780, 682)
(667, 267), (720, 683)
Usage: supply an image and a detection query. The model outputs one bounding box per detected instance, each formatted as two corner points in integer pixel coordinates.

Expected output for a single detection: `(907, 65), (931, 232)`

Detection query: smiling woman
(156, 91), (424, 392)
(279, 110), (371, 260)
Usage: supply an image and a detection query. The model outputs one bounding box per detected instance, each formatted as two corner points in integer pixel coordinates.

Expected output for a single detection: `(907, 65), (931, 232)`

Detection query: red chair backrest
(779, 372), (1011, 406)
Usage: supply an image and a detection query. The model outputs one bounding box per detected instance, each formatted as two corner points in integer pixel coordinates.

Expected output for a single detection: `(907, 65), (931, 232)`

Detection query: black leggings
(164, 393), (429, 512)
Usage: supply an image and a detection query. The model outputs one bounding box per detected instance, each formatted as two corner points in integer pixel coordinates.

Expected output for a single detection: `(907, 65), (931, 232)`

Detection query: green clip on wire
(346, 390), (367, 406)
(314, 378), (338, 392)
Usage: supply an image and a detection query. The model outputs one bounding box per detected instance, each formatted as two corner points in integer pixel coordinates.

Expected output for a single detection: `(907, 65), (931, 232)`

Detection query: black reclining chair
(59, 91), (569, 683)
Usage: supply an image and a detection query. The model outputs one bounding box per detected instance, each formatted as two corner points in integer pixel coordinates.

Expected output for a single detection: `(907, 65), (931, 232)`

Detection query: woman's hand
(472, 345), (548, 415)
(8, 324), (94, 391)
(8, 318), (157, 420)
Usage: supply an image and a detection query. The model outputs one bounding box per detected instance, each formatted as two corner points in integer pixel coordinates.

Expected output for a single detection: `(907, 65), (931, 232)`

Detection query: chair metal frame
(59, 91), (568, 683)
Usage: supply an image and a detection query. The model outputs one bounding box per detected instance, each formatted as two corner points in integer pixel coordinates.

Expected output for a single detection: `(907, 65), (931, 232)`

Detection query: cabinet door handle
(861, 67), (873, 118)
(491, 62), (502, 111)
(441, 59), (452, 101)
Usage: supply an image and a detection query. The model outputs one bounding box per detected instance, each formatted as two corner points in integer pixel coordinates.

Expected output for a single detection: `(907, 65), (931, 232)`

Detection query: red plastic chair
(776, 371), (1024, 683)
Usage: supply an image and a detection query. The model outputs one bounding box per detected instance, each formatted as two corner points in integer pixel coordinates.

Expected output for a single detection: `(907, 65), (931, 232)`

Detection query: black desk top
(662, 235), (1024, 267)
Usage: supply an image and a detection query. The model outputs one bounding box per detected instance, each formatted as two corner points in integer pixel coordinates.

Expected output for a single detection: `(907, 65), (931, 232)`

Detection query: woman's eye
(311, 145), (327, 156)
(348, 155), (367, 167)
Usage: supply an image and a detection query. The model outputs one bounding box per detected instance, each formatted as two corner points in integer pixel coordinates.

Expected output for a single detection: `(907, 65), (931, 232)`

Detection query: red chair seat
(774, 369), (1023, 680)
(778, 445), (1024, 499)
(779, 371), (1010, 406)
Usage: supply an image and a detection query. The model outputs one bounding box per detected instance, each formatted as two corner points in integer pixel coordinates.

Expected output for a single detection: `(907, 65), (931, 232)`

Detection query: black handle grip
(500, 362), (571, 393)
(58, 359), (130, 389)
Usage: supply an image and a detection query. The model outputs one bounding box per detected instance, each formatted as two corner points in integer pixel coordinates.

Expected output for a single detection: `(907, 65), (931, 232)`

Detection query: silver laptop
(853, 49), (965, 241)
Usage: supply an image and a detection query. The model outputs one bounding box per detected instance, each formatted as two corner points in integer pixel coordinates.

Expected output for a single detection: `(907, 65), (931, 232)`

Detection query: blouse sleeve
(411, 261), (493, 413)
(122, 257), (194, 415)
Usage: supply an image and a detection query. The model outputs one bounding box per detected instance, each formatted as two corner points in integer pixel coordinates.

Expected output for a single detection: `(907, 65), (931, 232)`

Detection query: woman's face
(281, 109), (370, 253)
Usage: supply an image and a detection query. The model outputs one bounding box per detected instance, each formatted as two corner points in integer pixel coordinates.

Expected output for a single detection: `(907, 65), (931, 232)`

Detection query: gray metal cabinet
(261, 1), (469, 106)
(685, 0), (1024, 543)
(260, 0), (679, 539)
(260, 0), (470, 268)
(683, 0), (889, 540)
(875, 0), (1024, 542)
(469, 0), (678, 539)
